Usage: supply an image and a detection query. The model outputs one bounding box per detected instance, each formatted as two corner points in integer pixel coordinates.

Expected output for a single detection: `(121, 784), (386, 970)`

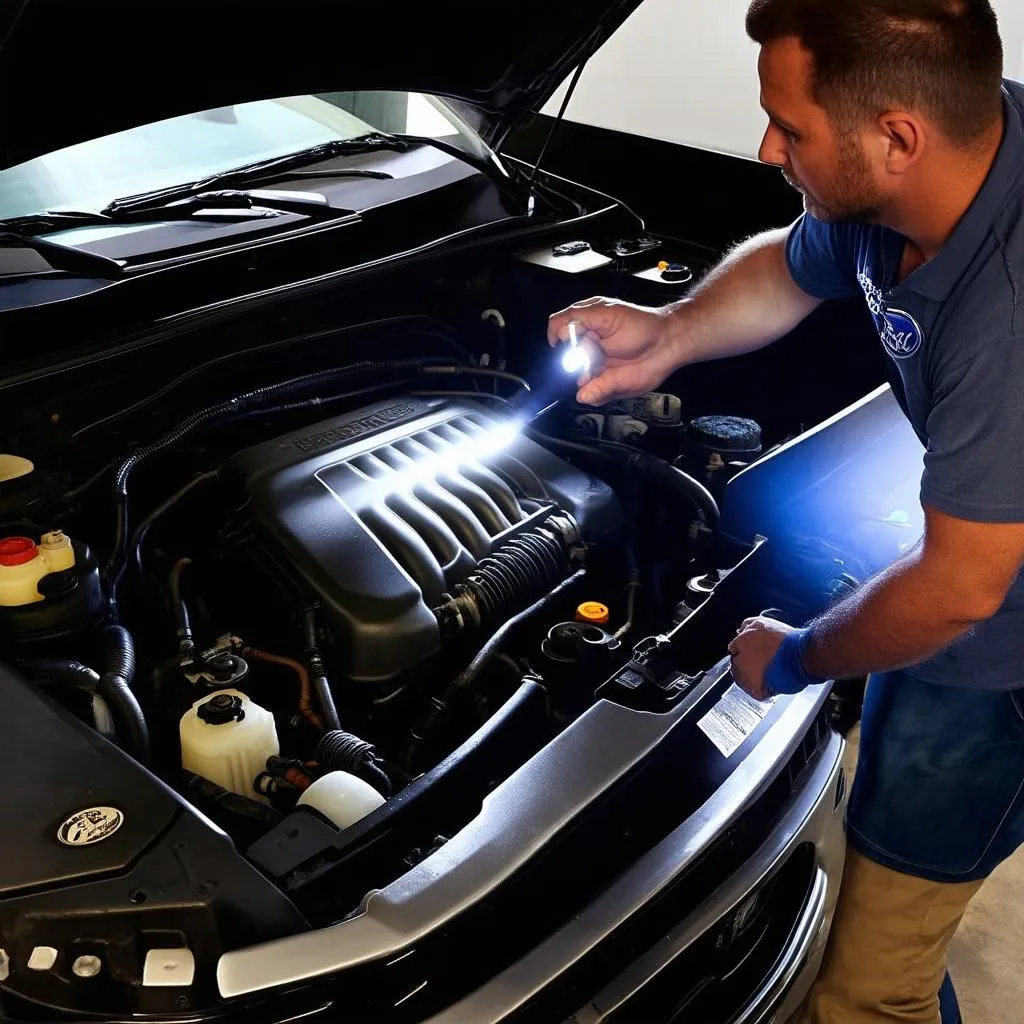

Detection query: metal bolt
(72, 954), (102, 978)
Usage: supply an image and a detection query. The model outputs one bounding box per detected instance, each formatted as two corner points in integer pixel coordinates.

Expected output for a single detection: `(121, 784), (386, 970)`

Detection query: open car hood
(0, 0), (643, 170)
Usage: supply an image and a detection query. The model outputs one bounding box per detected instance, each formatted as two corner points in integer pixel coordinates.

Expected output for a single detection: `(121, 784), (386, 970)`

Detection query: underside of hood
(0, 0), (644, 170)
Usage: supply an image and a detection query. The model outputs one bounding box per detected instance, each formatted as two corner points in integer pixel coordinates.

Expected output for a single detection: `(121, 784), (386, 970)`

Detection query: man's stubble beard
(785, 132), (885, 223)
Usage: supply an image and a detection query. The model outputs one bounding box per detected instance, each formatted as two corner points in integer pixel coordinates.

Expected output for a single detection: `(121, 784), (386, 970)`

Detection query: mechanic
(548, 2), (1024, 1021)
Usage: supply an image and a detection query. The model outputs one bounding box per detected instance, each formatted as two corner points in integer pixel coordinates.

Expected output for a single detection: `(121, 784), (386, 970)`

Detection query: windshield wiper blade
(0, 210), (117, 234)
(103, 134), (407, 215)
(2, 189), (360, 238)
(0, 230), (126, 279)
(104, 187), (357, 220)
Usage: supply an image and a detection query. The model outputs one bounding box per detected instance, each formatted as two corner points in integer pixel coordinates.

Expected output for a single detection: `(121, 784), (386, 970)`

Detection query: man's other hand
(729, 615), (794, 700)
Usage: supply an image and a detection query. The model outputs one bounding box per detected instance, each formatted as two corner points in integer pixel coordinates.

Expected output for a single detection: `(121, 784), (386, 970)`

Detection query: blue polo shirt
(785, 79), (1024, 691)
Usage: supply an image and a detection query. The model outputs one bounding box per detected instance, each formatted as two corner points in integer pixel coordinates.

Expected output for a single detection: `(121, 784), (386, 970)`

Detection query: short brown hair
(745, 0), (1004, 146)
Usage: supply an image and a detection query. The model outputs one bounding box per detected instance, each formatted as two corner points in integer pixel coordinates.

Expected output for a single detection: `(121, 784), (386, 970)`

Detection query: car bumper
(425, 710), (847, 1024)
(572, 727), (847, 1024)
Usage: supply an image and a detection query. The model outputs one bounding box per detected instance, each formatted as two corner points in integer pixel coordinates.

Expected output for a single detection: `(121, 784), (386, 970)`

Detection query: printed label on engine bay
(697, 683), (774, 758)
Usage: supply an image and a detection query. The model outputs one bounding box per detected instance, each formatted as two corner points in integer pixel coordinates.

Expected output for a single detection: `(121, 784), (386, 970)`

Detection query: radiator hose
(98, 625), (151, 765)
(16, 659), (116, 742)
(407, 567), (586, 769)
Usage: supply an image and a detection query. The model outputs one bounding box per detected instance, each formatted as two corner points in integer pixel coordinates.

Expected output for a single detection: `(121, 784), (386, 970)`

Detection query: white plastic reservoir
(296, 771), (385, 829)
(179, 689), (279, 802)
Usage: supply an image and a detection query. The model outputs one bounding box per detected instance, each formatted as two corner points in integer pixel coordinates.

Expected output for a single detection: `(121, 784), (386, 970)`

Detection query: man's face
(756, 37), (886, 222)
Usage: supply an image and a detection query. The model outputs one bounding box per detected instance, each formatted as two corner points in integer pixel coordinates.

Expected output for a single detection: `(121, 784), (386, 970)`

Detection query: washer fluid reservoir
(0, 532), (76, 607)
(179, 689), (279, 803)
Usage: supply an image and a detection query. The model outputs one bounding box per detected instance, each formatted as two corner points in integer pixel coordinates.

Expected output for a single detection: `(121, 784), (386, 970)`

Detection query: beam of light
(561, 344), (591, 375)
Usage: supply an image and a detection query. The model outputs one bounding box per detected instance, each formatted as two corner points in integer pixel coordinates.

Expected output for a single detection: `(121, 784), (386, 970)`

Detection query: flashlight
(561, 321), (589, 375)
(559, 320), (604, 379)
(512, 320), (606, 422)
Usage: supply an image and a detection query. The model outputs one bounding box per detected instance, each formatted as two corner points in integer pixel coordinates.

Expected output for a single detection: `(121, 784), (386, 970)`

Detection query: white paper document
(696, 683), (775, 758)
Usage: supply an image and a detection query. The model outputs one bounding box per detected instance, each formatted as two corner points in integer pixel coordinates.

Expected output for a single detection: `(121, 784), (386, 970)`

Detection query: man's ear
(877, 112), (925, 173)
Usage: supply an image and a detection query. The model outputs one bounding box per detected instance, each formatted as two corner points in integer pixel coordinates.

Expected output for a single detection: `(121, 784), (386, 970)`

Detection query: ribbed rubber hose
(314, 731), (393, 797)
(406, 568), (586, 768)
(98, 625), (151, 765)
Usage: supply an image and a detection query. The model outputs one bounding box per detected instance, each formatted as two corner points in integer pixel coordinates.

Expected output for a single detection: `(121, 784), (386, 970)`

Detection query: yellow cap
(657, 260), (669, 272)
(576, 601), (610, 625)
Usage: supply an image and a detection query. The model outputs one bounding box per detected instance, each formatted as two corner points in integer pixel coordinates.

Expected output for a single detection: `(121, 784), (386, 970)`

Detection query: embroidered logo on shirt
(857, 272), (924, 359)
(881, 308), (924, 358)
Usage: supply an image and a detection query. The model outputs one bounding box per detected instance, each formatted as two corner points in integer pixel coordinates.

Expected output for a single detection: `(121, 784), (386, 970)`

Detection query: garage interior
(1, 0), (1023, 1021)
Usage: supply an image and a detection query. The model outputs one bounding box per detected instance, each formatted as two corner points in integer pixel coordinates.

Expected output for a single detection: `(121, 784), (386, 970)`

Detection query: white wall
(544, 0), (1024, 161)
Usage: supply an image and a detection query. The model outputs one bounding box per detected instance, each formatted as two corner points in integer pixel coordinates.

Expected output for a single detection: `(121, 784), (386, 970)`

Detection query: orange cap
(576, 601), (610, 625)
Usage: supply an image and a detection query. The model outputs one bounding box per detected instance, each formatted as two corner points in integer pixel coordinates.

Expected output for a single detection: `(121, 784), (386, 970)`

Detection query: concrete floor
(838, 728), (1024, 1023)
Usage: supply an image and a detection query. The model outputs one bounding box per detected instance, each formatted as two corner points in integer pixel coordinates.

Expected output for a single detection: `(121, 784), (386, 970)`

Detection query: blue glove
(764, 627), (827, 696)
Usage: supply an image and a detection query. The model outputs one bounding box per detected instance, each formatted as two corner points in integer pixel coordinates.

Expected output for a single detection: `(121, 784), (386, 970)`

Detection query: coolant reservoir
(296, 771), (385, 829)
(0, 531), (77, 607)
(179, 689), (279, 803)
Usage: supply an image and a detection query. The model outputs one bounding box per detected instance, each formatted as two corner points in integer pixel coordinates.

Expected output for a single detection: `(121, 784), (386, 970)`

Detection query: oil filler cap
(576, 601), (610, 625)
(197, 693), (245, 725)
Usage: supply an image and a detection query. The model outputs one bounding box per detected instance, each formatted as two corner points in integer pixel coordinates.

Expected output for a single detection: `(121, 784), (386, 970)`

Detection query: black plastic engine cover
(0, 662), (307, 1018)
(221, 397), (622, 682)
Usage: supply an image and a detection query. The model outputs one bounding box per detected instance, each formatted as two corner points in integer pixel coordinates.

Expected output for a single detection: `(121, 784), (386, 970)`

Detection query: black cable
(303, 607), (341, 733)
(71, 317), (470, 440)
(527, 430), (720, 526)
(169, 557), (195, 653)
(103, 359), (425, 582)
(104, 361), (531, 585)
(419, 365), (530, 392)
(62, 458), (119, 501)
(218, 379), (417, 428)
(613, 545), (642, 642)
(108, 470), (219, 616)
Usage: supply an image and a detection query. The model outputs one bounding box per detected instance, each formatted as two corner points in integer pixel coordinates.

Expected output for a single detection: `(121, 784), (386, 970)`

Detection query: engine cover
(222, 397), (622, 682)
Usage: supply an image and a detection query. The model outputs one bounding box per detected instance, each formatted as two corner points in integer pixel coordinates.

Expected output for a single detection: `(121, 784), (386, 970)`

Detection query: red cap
(0, 537), (38, 566)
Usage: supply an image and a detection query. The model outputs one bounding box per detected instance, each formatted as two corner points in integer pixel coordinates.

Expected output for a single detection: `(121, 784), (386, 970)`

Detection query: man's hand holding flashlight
(547, 297), (686, 406)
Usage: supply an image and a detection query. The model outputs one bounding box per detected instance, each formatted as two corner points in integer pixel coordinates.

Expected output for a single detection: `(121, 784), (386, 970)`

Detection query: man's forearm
(662, 227), (822, 366)
(802, 551), (986, 679)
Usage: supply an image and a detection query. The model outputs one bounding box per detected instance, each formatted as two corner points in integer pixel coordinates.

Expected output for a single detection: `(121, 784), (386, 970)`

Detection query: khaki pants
(797, 846), (985, 1023)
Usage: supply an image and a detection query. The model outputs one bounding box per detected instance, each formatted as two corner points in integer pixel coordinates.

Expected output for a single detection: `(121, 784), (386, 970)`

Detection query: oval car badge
(57, 806), (124, 847)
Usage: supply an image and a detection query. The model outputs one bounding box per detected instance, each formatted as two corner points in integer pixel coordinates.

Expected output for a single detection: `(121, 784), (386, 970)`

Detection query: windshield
(0, 91), (486, 222)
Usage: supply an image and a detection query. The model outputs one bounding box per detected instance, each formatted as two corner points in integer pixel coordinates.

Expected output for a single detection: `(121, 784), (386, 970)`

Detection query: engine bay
(0, 220), (870, 1017)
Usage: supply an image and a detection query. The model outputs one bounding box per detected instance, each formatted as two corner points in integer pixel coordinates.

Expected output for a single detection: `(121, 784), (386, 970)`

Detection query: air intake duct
(433, 512), (581, 637)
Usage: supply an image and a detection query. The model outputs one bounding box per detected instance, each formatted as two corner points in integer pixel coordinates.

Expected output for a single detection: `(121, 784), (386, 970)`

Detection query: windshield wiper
(0, 230), (126, 279)
(0, 189), (362, 278)
(2, 189), (361, 237)
(105, 131), (521, 218)
(102, 187), (354, 220)
(103, 133), (406, 216)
